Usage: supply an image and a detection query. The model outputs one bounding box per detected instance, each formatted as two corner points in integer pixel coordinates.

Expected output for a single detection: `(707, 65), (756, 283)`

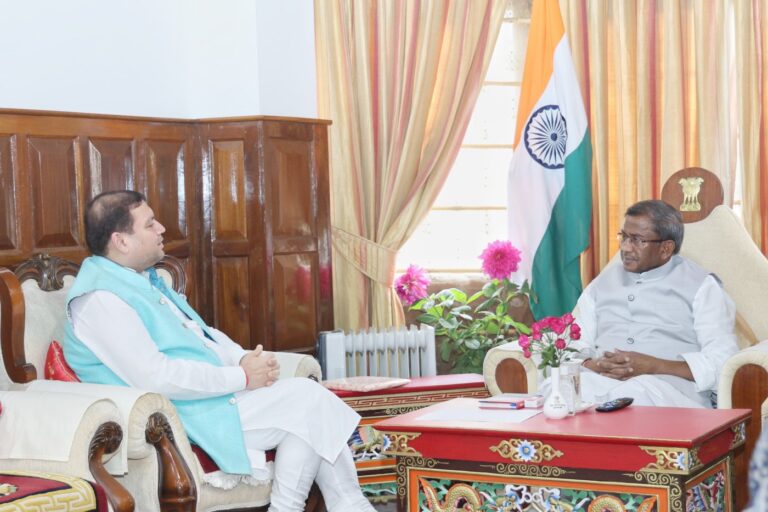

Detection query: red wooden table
(375, 397), (750, 511)
(331, 374), (489, 505)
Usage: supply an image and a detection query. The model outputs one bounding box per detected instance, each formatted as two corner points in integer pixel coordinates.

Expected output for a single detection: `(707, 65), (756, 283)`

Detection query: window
(396, 0), (531, 273)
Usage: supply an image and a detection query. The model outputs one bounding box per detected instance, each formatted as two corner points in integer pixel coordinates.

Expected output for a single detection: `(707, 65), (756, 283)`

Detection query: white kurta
(70, 286), (360, 478)
(569, 258), (738, 408)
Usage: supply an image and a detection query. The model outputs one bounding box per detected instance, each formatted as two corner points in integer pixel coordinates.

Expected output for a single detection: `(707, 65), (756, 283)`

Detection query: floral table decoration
(518, 313), (582, 418)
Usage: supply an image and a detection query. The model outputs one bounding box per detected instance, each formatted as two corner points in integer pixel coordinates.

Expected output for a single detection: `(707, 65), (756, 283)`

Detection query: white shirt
(70, 289), (248, 400)
(575, 273), (738, 393)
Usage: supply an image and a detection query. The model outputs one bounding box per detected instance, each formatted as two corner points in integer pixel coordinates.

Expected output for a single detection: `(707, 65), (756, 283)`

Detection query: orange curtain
(560, 0), (735, 280)
(315, 0), (505, 330)
(734, 0), (768, 253)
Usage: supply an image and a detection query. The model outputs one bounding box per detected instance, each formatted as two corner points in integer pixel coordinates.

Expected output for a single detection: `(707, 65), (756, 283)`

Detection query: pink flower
(523, 348), (532, 358)
(570, 324), (581, 340)
(479, 240), (522, 280)
(551, 318), (566, 335)
(518, 335), (530, 349)
(524, 315), (582, 368)
(395, 265), (431, 306)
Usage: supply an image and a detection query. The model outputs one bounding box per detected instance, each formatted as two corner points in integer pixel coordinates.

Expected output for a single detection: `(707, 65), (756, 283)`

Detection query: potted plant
(396, 241), (532, 374)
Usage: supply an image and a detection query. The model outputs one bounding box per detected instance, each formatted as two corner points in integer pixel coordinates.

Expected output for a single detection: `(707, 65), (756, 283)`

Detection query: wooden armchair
(482, 168), (768, 510)
(1, 253), (326, 512)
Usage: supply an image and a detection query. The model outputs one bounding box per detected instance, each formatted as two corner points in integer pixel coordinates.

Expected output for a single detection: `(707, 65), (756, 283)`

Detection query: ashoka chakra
(524, 104), (567, 169)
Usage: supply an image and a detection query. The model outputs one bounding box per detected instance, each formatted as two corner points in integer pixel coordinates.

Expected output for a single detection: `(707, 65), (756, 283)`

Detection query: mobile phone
(595, 397), (634, 412)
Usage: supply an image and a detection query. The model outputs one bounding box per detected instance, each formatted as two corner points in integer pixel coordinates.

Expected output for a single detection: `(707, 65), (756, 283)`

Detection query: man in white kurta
(572, 200), (738, 408)
(65, 191), (374, 512)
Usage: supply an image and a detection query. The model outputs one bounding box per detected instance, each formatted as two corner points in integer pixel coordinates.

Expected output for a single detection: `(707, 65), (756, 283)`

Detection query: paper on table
(417, 400), (541, 423)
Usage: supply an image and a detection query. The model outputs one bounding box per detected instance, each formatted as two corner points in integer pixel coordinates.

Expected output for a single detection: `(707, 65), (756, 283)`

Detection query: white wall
(0, 0), (317, 119)
(253, 0), (317, 118)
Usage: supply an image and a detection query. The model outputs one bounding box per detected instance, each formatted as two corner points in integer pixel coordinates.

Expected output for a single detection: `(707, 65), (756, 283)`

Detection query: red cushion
(44, 341), (80, 382)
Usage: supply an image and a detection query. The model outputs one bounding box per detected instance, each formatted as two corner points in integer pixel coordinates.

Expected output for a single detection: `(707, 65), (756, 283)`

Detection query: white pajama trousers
(235, 378), (374, 512)
(540, 371), (711, 408)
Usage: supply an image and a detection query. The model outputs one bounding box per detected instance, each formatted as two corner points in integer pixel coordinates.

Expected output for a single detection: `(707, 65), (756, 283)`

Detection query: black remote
(595, 397), (634, 412)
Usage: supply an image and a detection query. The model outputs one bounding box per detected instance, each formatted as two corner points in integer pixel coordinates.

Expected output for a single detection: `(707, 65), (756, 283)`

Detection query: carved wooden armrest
(482, 341), (540, 395)
(89, 421), (135, 512)
(145, 412), (196, 512)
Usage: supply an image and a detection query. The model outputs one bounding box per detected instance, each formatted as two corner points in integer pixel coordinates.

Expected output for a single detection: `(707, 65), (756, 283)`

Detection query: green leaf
(409, 298), (427, 310)
(465, 339), (481, 350)
(468, 290), (484, 303)
(450, 289), (468, 303)
(440, 341), (453, 362)
(476, 299), (495, 312)
(509, 320), (531, 334)
(416, 313), (438, 325)
(438, 317), (457, 329)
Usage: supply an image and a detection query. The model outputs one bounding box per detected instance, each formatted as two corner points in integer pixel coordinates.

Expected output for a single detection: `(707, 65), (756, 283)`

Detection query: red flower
(479, 240), (522, 280)
(555, 338), (566, 350)
(395, 265), (431, 306)
(518, 335), (531, 349)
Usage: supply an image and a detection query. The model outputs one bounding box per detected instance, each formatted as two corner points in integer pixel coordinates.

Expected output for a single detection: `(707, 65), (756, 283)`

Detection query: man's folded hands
(240, 344), (280, 389)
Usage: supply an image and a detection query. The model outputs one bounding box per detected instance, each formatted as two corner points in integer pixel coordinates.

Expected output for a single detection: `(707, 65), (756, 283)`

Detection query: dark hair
(625, 199), (684, 254)
(85, 190), (146, 256)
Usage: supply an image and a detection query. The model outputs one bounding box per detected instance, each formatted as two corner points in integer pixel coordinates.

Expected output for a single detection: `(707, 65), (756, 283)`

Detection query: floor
(373, 501), (397, 512)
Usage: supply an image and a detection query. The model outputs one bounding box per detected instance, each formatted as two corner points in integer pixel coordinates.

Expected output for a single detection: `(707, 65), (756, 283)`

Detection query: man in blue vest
(63, 190), (375, 512)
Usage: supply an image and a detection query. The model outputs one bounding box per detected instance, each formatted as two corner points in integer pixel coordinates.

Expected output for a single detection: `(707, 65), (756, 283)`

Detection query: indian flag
(507, 0), (592, 319)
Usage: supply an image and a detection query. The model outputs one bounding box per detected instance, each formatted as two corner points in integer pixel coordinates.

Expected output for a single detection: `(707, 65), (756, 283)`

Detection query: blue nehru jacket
(63, 255), (251, 475)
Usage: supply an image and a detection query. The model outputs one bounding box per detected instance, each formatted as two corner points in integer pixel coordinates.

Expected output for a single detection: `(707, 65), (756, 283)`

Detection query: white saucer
(575, 401), (594, 413)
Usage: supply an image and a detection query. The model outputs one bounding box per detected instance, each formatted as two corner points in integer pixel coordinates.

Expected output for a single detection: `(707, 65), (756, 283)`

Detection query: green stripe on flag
(530, 133), (592, 319)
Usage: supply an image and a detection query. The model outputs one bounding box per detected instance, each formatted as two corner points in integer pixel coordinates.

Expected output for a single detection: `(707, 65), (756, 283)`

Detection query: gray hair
(625, 200), (683, 254)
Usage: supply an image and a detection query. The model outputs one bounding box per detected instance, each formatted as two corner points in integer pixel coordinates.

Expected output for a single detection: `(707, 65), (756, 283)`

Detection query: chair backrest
(661, 168), (768, 348)
(0, 254), (187, 388)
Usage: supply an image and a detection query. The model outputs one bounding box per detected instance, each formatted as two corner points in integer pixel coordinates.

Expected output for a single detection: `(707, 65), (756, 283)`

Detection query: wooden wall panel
(0, 135), (18, 250)
(0, 110), (331, 355)
(213, 256), (251, 347)
(27, 136), (80, 248)
(87, 138), (135, 194)
(271, 139), (313, 238)
(273, 253), (318, 351)
(211, 140), (248, 242)
(144, 139), (187, 247)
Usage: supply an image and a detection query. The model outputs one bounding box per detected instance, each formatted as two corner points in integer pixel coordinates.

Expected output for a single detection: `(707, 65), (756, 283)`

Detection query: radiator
(316, 325), (437, 380)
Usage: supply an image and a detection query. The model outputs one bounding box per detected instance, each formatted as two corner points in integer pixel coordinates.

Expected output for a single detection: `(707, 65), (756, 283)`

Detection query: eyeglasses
(616, 231), (666, 248)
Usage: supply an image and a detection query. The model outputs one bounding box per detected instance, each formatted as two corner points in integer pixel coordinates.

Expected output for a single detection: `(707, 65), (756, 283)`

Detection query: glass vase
(543, 366), (569, 420)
